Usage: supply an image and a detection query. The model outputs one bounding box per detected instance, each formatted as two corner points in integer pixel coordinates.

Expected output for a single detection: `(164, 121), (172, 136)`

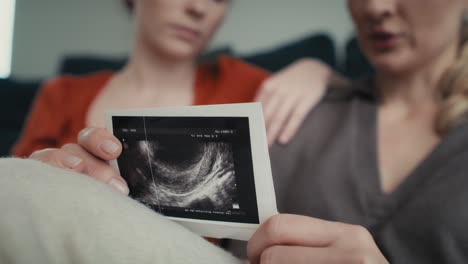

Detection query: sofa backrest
(242, 33), (336, 72)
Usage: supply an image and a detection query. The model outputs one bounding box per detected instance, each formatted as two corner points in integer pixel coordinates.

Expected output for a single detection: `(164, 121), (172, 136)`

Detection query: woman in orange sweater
(13, 0), (333, 161)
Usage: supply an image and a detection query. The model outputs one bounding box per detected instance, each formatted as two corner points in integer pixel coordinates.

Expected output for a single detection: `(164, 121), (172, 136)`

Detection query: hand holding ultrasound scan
(29, 127), (130, 195)
(106, 103), (278, 240)
(23, 102), (387, 263)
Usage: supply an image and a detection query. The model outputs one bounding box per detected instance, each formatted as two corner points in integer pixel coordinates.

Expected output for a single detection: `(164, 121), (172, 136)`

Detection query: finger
(255, 80), (283, 123)
(61, 144), (129, 195)
(247, 214), (348, 264)
(258, 245), (342, 264)
(278, 97), (317, 144)
(254, 79), (276, 103)
(265, 94), (300, 145)
(263, 94), (284, 133)
(30, 148), (85, 173)
(77, 127), (122, 161)
(259, 89), (284, 129)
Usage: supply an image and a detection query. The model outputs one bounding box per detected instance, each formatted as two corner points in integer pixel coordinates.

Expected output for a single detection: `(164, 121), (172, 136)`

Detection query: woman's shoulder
(322, 77), (376, 103)
(198, 55), (270, 83)
(40, 71), (114, 97)
(196, 56), (271, 103)
(218, 55), (270, 76)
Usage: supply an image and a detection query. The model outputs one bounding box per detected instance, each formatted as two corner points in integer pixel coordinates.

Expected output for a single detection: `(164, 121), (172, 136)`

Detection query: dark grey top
(227, 80), (468, 263)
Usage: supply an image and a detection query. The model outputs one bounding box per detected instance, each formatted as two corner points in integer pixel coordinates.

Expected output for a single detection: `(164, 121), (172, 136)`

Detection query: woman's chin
(163, 45), (201, 61)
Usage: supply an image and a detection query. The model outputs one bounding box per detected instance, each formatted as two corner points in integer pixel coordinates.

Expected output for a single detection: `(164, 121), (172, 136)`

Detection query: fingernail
(279, 135), (289, 144)
(79, 127), (95, 138)
(100, 140), (119, 154)
(109, 178), (129, 195)
(62, 156), (82, 168)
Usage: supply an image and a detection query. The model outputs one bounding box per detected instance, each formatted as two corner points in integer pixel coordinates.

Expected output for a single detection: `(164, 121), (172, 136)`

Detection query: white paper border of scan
(106, 103), (278, 241)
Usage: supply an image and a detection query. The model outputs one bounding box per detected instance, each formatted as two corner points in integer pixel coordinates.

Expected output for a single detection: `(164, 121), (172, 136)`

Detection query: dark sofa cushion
(241, 33), (336, 72)
(0, 78), (41, 156)
(343, 37), (374, 79)
(59, 56), (127, 75)
(58, 48), (235, 76)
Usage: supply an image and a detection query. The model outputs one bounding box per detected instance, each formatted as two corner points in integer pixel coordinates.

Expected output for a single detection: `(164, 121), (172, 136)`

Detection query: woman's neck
(376, 46), (458, 115)
(120, 39), (196, 94)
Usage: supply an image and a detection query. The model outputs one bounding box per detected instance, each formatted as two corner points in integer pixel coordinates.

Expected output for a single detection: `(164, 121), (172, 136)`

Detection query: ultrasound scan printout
(106, 103), (277, 240)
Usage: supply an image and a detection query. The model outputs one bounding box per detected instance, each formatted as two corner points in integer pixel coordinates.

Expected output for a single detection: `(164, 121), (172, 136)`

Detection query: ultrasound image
(121, 137), (239, 212)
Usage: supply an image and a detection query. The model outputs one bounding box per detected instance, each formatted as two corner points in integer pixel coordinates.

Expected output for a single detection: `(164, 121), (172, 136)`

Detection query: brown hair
(436, 18), (468, 134)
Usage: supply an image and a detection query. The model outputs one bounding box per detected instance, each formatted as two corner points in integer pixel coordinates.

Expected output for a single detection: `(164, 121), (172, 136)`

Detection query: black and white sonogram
(112, 116), (259, 224)
(125, 139), (237, 211)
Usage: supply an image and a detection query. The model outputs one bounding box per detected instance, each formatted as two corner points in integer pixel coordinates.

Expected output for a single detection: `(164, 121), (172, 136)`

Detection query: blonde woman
(241, 0), (468, 263)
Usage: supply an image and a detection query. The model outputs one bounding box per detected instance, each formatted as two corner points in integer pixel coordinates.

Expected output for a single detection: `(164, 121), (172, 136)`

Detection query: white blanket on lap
(0, 158), (241, 264)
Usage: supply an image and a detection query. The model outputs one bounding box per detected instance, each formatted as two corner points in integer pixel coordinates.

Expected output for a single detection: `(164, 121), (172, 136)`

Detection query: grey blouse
(227, 80), (468, 263)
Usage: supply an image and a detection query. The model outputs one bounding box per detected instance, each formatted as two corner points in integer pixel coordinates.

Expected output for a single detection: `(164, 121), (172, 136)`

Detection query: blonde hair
(436, 18), (468, 134)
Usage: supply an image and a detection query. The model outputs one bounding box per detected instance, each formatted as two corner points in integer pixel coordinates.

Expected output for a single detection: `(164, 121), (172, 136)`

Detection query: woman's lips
(369, 31), (401, 51)
(170, 24), (201, 42)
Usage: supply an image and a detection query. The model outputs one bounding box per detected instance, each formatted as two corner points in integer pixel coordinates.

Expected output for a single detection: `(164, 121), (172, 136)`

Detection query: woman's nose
(363, 0), (396, 23)
(186, 0), (209, 19)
